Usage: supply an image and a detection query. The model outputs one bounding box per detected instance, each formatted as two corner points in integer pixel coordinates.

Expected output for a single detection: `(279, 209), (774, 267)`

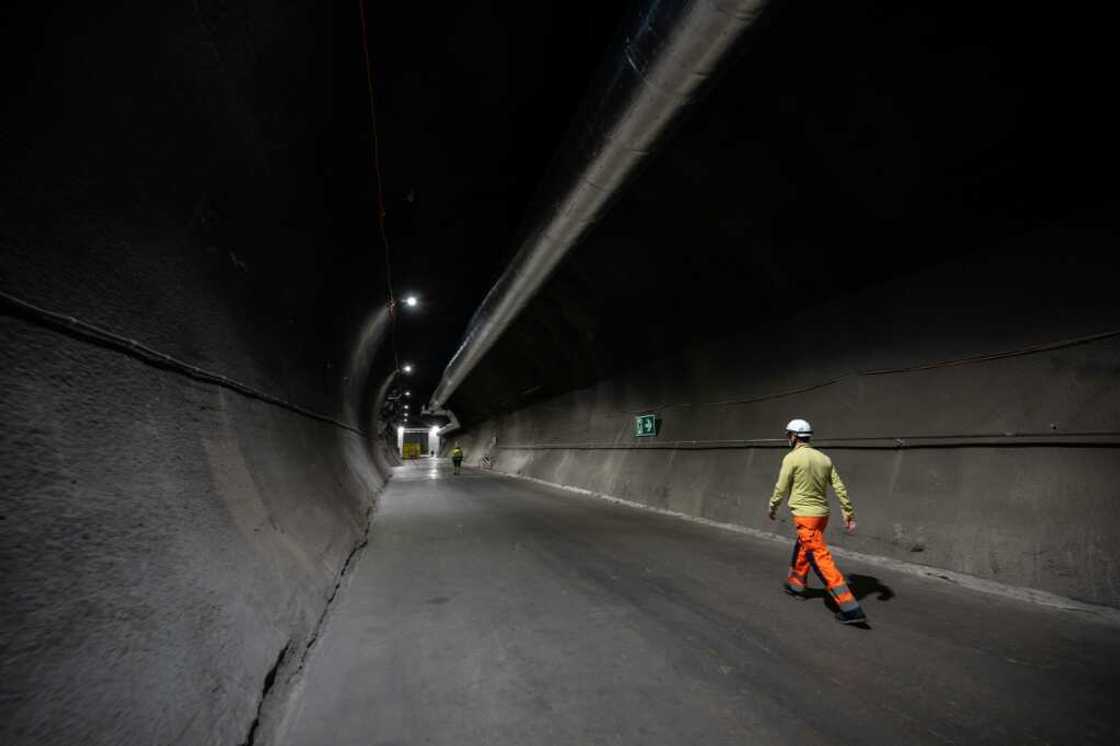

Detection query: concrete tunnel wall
(0, 2), (399, 743)
(3, 0), (1119, 741)
(452, 235), (1120, 609)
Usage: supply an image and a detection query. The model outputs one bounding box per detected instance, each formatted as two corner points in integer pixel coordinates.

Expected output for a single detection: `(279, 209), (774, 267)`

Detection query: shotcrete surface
(279, 460), (1120, 746)
(0, 318), (381, 744)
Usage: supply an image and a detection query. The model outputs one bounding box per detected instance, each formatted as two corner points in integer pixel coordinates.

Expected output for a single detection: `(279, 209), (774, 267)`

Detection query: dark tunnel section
(450, 0), (1120, 421)
(2, 0), (636, 738)
(446, 2), (1120, 607)
(0, 2), (404, 743)
(1, 0), (1119, 743)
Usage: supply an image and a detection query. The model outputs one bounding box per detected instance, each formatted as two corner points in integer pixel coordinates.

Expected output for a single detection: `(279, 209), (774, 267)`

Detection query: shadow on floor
(798, 574), (894, 629)
(799, 574), (895, 605)
(848, 574), (896, 602)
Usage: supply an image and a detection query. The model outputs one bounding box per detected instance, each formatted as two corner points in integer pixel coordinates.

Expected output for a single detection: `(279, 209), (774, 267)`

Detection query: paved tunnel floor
(278, 460), (1120, 745)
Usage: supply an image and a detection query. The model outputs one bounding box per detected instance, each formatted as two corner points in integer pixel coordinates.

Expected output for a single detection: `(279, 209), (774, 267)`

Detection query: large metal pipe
(429, 0), (770, 410)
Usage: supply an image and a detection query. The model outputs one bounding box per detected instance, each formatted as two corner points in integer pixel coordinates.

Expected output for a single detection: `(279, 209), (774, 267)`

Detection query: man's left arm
(830, 465), (856, 528)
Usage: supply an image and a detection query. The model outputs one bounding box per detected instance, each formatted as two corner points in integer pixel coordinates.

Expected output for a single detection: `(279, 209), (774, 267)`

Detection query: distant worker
(768, 418), (868, 625)
(451, 443), (464, 475)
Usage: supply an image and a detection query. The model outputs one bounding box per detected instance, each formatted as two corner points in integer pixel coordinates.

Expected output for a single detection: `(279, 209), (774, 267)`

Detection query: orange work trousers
(786, 515), (862, 613)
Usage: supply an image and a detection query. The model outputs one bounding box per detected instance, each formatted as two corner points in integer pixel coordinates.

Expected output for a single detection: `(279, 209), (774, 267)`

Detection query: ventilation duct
(429, 0), (771, 410)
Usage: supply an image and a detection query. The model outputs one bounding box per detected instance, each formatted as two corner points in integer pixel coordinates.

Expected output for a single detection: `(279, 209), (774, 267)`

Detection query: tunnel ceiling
(4, 1), (1116, 431)
(444, 1), (1120, 424)
(360, 1), (629, 418)
(2, 0), (629, 431)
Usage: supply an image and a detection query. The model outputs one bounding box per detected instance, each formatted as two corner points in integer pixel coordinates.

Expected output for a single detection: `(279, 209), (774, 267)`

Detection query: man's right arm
(768, 456), (793, 516)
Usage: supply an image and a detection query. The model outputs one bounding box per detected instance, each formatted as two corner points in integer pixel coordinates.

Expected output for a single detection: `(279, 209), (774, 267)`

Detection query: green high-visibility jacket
(768, 444), (854, 519)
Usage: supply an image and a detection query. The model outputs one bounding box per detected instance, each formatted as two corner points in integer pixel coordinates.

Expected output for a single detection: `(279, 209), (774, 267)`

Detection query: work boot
(836, 608), (868, 625)
(783, 582), (807, 599)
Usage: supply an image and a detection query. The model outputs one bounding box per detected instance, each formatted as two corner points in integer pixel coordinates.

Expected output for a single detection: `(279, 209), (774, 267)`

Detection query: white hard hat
(785, 418), (813, 436)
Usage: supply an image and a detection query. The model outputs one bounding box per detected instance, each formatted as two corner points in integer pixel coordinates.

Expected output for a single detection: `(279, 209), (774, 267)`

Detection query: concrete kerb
(482, 468), (1120, 626)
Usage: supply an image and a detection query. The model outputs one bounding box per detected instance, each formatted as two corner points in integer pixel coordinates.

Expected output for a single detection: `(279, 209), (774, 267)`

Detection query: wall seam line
(0, 288), (365, 435)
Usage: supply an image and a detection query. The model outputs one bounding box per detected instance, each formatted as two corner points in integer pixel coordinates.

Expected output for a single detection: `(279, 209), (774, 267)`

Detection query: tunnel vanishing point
(3, 1), (1120, 744)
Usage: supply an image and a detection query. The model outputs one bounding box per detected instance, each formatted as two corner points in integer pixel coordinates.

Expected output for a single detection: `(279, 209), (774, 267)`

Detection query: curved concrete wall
(455, 236), (1120, 608)
(2, 315), (387, 742)
(0, 2), (396, 742)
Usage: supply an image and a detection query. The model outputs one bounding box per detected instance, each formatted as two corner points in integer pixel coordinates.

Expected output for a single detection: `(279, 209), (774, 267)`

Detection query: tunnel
(2, 1), (1119, 744)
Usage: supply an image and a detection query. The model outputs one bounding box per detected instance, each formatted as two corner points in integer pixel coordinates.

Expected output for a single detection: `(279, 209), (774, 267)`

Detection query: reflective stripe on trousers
(785, 515), (862, 612)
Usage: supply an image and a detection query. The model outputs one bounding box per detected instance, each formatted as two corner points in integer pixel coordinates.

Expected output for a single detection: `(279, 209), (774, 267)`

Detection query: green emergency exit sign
(635, 414), (658, 437)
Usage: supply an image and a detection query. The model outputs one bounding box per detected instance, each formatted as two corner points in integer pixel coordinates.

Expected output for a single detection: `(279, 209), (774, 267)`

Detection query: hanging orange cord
(358, 0), (401, 368)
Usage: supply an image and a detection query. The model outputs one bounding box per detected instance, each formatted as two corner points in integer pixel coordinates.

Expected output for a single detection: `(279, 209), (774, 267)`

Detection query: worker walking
(768, 418), (868, 625)
(451, 444), (464, 475)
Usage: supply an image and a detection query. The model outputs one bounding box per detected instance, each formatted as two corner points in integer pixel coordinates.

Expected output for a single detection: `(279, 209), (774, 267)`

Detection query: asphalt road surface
(278, 460), (1120, 745)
